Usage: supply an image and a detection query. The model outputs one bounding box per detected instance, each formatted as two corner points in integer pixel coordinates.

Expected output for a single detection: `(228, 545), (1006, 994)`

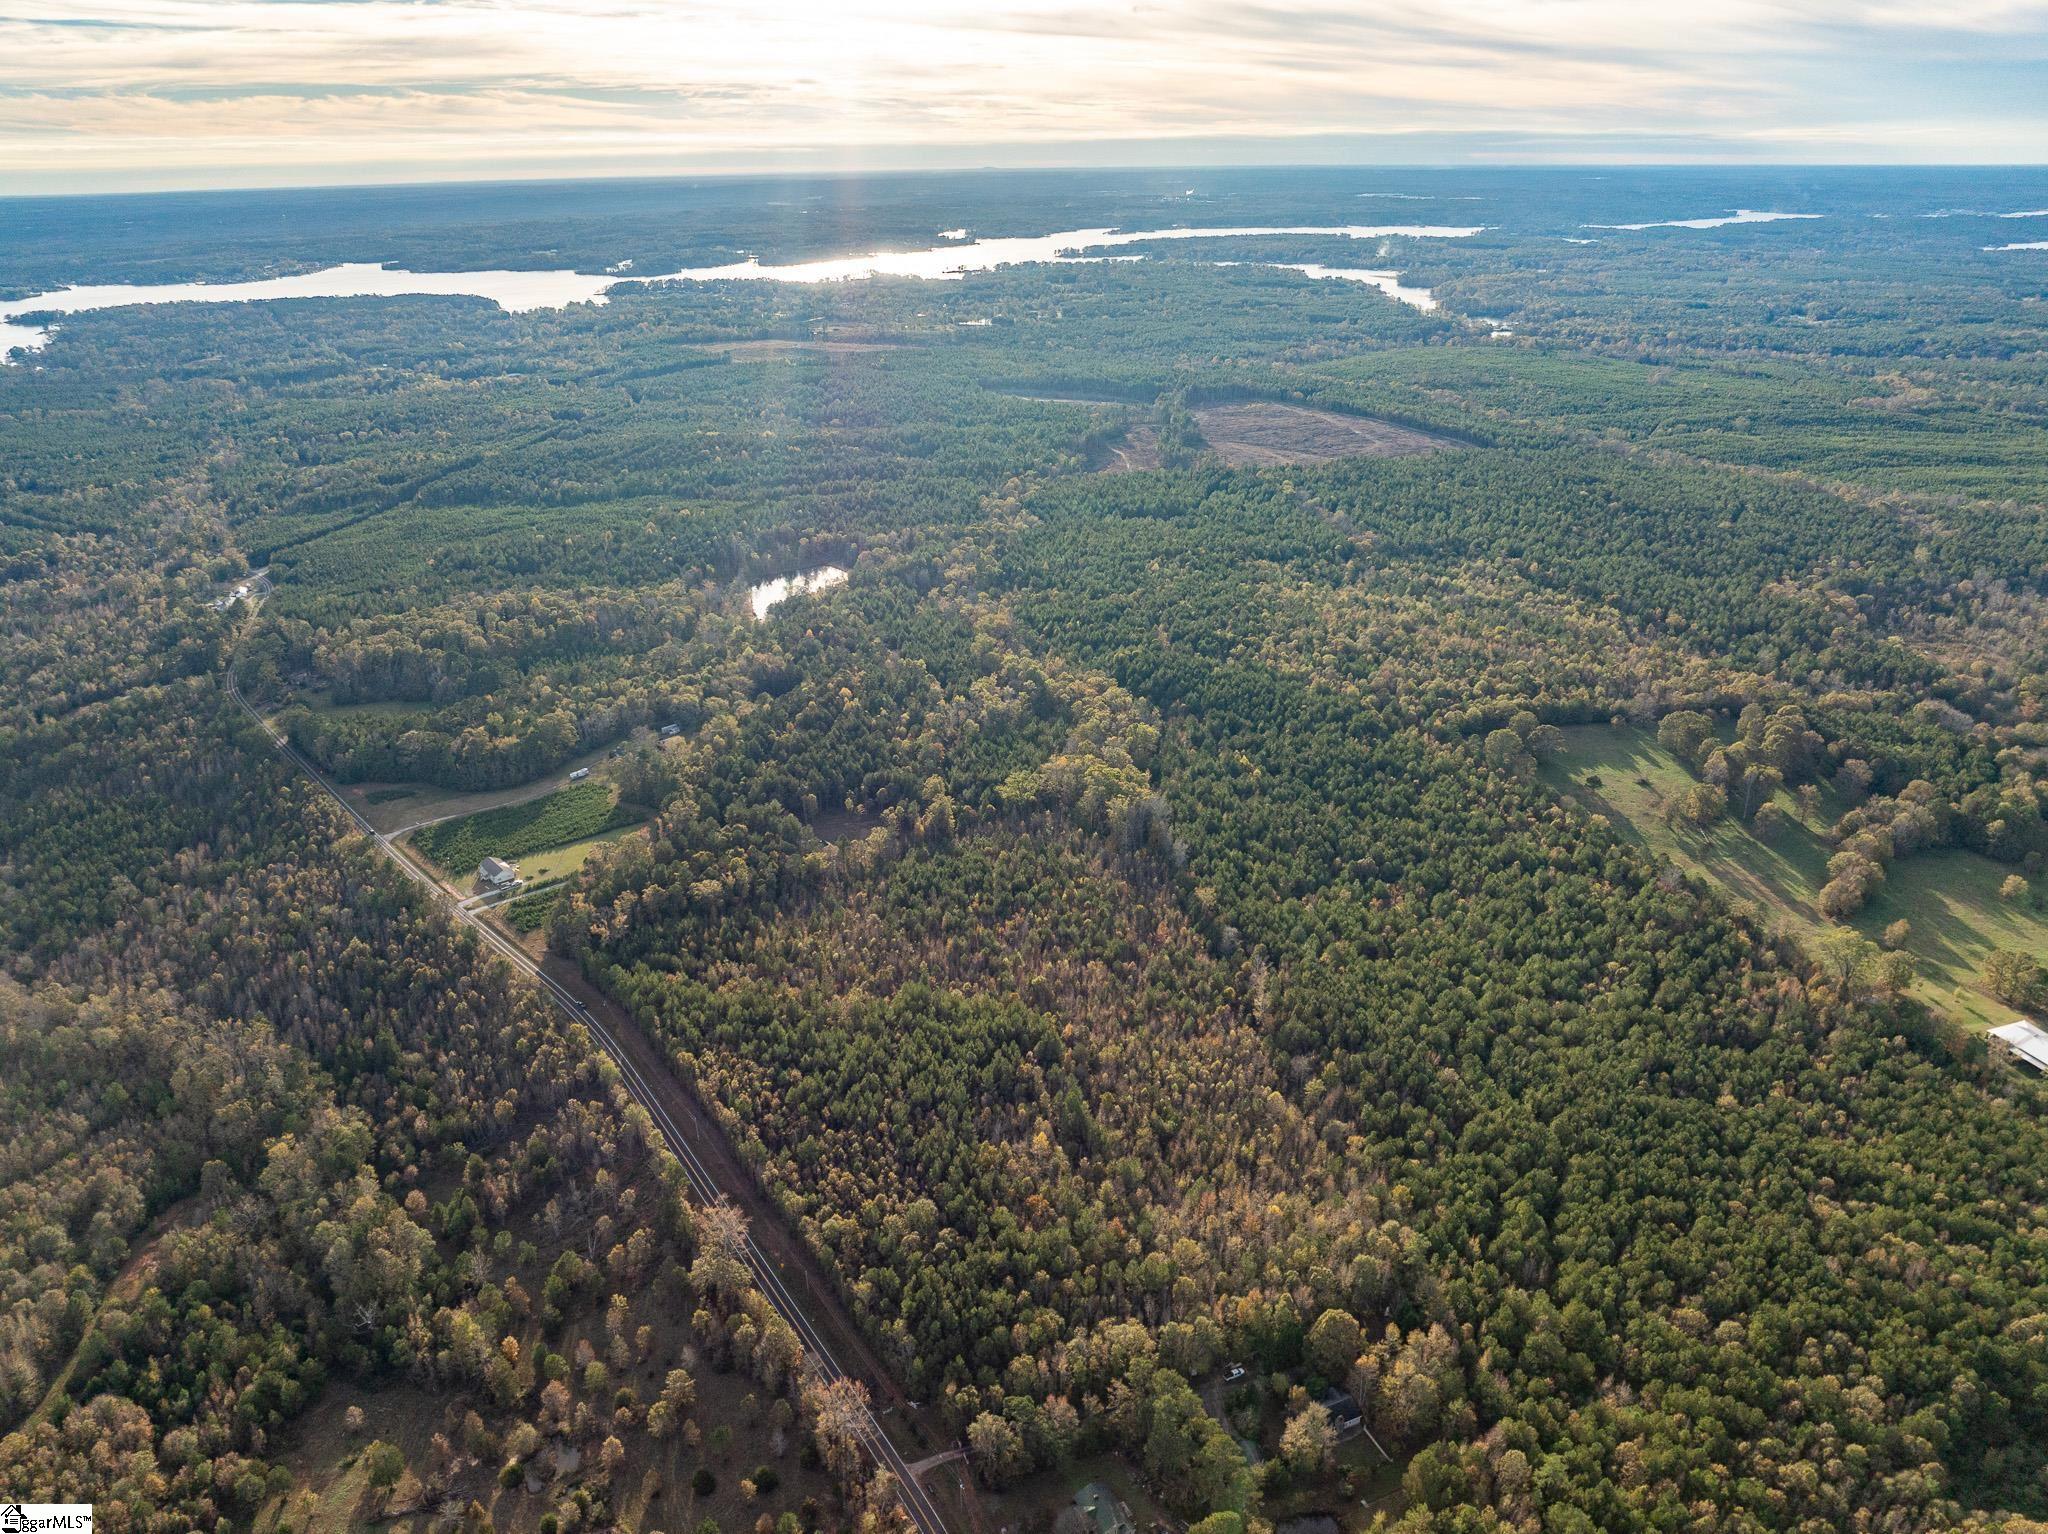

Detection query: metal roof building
(1990, 1019), (2048, 1072)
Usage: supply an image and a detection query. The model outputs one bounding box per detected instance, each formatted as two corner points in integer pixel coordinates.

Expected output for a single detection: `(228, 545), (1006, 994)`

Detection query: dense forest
(0, 406), (904, 1532)
(6, 166), (2048, 1533)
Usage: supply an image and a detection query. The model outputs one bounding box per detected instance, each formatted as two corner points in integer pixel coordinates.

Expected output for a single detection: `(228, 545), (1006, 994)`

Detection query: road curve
(224, 675), (951, 1534)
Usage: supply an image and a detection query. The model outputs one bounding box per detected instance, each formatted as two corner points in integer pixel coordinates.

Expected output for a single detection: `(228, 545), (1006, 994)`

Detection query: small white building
(478, 856), (519, 891)
(1990, 1019), (2048, 1072)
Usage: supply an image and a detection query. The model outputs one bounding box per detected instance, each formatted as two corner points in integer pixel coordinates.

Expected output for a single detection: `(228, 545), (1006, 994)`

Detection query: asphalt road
(224, 673), (951, 1534)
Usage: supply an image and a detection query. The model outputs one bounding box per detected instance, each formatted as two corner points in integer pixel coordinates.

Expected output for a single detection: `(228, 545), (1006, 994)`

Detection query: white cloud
(2, 0), (2044, 188)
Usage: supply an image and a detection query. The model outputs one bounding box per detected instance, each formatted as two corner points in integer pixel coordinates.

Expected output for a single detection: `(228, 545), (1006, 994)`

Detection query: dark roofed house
(1319, 1387), (1364, 1439)
(1074, 1482), (1135, 1534)
(478, 856), (519, 890)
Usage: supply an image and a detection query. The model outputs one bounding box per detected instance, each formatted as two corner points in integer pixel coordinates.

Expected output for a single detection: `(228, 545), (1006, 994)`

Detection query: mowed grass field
(1542, 725), (2048, 1030)
(510, 824), (649, 887)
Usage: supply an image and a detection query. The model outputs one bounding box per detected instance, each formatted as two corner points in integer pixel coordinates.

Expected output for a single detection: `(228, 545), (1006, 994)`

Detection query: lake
(1270, 263), (1438, 311)
(749, 565), (849, 618)
(1587, 209), (1821, 231)
(0, 261), (617, 361)
(0, 223), (1483, 360)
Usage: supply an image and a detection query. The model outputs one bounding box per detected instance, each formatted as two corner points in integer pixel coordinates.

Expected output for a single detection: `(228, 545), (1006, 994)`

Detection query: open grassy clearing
(1542, 724), (2048, 1030)
(295, 697), (431, 722)
(512, 823), (650, 887)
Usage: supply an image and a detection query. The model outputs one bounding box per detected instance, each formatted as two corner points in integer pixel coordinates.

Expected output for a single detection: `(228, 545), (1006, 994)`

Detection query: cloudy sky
(3, 0), (2046, 192)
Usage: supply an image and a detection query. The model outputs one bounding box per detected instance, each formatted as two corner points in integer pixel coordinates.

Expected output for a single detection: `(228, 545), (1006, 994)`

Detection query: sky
(2, 0), (2046, 193)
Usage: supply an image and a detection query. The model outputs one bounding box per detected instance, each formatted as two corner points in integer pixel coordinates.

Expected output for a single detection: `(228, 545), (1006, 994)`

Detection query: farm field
(410, 781), (647, 881)
(499, 884), (565, 936)
(1543, 725), (2048, 1029)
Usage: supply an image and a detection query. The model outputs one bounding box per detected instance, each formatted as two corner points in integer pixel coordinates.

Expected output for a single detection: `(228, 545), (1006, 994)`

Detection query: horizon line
(10, 155), (2048, 204)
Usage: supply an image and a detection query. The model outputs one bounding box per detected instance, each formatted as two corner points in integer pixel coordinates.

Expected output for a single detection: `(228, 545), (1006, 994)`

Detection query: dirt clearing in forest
(1094, 424), (1164, 473)
(1192, 401), (1459, 465)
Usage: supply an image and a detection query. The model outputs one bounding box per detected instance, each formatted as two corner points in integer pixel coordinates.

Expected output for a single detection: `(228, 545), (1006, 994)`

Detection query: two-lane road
(224, 675), (950, 1534)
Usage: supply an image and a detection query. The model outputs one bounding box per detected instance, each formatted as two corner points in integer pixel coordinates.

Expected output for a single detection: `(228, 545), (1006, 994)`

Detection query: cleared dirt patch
(1192, 401), (1458, 465)
(1007, 392), (1138, 406)
(986, 386), (1155, 405)
(715, 338), (907, 358)
(1093, 424), (1164, 474)
(807, 805), (881, 843)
